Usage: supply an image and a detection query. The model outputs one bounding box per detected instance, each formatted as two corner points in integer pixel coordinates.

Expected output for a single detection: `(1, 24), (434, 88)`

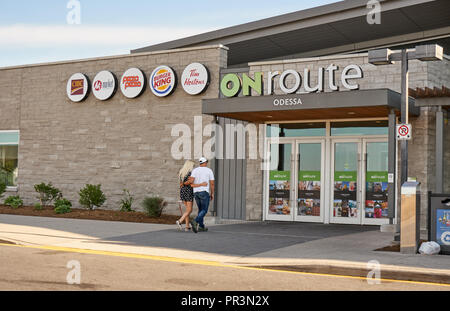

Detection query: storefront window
(267, 123), (326, 137)
(0, 131), (19, 187)
(331, 121), (388, 136)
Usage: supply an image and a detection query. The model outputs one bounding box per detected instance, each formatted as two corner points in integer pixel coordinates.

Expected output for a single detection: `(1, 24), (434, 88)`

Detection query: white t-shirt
(191, 166), (215, 193)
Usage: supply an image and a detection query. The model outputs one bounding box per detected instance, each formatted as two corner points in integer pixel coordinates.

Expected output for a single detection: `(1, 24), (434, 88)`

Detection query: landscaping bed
(0, 204), (179, 225)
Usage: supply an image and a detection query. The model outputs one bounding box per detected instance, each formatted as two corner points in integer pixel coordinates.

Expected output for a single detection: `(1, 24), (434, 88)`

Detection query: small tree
(34, 182), (62, 207)
(78, 184), (106, 210)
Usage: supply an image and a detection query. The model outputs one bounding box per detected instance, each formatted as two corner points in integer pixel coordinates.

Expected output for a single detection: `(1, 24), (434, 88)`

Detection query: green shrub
(4, 196), (23, 209)
(141, 196), (167, 217)
(120, 189), (134, 212)
(0, 182), (6, 198)
(78, 184), (106, 210)
(34, 182), (62, 207)
(34, 203), (43, 211)
(54, 198), (72, 214)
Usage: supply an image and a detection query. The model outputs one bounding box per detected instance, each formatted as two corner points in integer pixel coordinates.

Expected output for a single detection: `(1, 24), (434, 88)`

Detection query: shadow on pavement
(101, 222), (378, 257)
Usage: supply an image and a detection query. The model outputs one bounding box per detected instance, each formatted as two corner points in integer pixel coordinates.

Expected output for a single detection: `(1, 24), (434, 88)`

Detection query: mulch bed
(374, 240), (428, 252)
(0, 205), (180, 225)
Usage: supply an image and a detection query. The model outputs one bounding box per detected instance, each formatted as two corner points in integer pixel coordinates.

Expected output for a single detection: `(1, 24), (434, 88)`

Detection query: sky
(0, 0), (340, 68)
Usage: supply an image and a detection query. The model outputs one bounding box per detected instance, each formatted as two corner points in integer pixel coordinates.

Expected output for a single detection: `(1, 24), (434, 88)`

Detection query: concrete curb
(1, 235), (449, 285)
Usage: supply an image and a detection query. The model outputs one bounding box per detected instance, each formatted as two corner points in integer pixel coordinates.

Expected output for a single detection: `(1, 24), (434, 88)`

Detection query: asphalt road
(0, 244), (449, 291)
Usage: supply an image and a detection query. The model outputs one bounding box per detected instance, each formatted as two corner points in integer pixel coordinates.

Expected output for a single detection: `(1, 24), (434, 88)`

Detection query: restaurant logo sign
(67, 73), (89, 102)
(120, 68), (146, 99)
(67, 63), (209, 102)
(150, 65), (176, 97)
(92, 71), (117, 101)
(219, 64), (364, 98)
(181, 63), (210, 95)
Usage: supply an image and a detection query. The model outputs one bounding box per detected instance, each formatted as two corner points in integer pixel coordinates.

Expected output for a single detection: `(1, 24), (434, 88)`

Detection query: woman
(176, 160), (207, 231)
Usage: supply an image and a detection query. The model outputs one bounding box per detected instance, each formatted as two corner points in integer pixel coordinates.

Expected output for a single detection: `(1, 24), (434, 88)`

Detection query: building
(0, 0), (449, 235)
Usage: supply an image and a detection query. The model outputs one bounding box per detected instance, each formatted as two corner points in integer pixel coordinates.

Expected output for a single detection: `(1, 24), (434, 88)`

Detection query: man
(189, 157), (215, 233)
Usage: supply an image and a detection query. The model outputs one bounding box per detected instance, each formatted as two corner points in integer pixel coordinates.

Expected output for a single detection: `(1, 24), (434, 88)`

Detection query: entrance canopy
(202, 89), (419, 123)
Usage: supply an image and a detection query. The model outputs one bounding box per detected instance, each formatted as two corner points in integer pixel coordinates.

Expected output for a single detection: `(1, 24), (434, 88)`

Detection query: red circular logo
(94, 80), (102, 92)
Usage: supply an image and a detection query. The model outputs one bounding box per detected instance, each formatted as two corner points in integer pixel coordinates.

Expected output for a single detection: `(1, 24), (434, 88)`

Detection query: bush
(34, 182), (62, 207)
(120, 189), (134, 212)
(54, 198), (72, 214)
(34, 203), (43, 211)
(4, 196), (23, 209)
(141, 196), (167, 218)
(78, 184), (106, 210)
(0, 182), (6, 198)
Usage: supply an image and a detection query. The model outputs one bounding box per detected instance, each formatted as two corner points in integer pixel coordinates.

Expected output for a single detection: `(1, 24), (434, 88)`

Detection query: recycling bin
(428, 193), (450, 255)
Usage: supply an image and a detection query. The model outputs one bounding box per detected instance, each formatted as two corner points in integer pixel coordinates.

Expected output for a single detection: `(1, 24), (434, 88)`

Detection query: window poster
(365, 171), (389, 219)
(269, 171), (291, 215)
(334, 171), (357, 218)
(298, 171), (321, 216)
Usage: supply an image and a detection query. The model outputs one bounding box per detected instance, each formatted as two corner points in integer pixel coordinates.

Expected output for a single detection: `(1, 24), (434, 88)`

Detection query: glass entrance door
(331, 140), (361, 224)
(265, 136), (389, 225)
(295, 141), (325, 222)
(363, 139), (390, 225)
(330, 139), (390, 225)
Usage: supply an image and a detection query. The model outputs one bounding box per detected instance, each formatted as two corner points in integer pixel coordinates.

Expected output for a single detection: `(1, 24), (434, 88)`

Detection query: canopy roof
(132, 0), (450, 66)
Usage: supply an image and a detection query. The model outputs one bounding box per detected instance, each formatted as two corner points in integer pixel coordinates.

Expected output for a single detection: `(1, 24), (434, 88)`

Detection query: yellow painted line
(1, 242), (449, 288)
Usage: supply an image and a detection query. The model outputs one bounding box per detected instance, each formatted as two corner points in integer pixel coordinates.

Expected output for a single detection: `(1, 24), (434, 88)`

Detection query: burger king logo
(120, 68), (145, 99)
(150, 65), (176, 97)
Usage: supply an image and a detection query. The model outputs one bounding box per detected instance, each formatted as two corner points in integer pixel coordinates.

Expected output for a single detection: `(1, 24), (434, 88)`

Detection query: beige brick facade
(0, 46), (227, 214)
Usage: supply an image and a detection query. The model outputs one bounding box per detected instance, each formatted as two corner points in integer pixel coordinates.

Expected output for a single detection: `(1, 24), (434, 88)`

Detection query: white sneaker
(176, 220), (183, 231)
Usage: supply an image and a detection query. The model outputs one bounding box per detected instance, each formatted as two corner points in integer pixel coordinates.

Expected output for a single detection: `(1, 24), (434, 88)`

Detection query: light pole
(369, 44), (443, 238)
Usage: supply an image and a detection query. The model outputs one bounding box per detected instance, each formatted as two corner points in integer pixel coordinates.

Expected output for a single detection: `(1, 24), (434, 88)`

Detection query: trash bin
(428, 193), (450, 255)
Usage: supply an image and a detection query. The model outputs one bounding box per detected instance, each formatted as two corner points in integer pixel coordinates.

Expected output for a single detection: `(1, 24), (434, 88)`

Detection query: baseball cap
(199, 157), (208, 164)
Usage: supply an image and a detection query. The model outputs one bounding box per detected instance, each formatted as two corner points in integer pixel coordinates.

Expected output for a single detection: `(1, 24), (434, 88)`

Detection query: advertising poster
(365, 171), (389, 219)
(436, 209), (450, 246)
(269, 171), (291, 215)
(334, 171), (357, 218)
(298, 171), (321, 216)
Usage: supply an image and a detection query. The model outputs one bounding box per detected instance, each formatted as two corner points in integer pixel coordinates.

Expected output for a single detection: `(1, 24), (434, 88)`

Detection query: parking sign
(397, 124), (412, 140)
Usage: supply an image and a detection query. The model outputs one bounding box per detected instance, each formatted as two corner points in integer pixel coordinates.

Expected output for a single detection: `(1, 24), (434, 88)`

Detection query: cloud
(0, 24), (217, 48)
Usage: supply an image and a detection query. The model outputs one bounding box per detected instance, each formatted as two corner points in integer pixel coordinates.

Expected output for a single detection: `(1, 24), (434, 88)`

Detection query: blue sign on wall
(436, 209), (450, 246)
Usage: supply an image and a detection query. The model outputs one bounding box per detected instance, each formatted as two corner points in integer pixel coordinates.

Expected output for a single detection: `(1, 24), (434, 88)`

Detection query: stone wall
(0, 45), (227, 214)
(0, 68), (21, 130)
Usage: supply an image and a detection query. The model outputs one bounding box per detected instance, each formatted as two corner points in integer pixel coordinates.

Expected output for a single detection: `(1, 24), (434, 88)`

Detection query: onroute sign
(397, 124), (412, 140)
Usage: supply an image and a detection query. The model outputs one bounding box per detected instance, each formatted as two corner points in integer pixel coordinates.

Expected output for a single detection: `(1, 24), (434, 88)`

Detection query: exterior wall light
(368, 48), (394, 65)
(415, 45), (444, 62)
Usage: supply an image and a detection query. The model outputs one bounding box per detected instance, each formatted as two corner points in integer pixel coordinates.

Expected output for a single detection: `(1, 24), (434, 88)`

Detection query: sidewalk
(0, 214), (449, 284)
